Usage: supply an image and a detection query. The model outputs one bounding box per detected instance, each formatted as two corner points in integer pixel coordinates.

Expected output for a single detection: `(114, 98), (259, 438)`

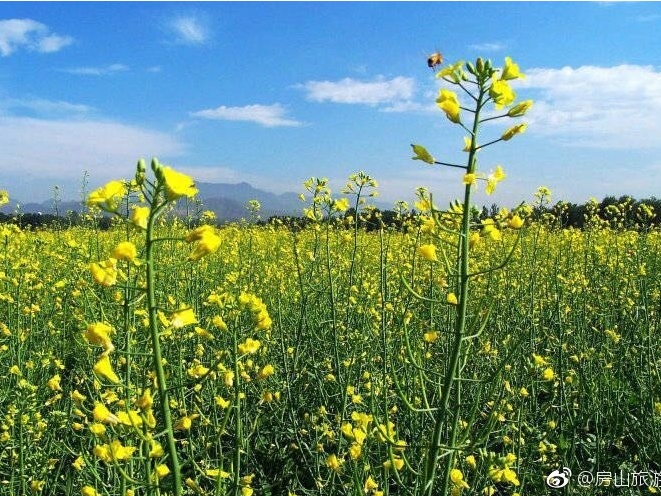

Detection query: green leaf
(410, 144), (435, 165)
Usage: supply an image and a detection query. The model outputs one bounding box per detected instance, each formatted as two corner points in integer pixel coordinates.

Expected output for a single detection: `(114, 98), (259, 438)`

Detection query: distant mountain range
(0, 181), (392, 221)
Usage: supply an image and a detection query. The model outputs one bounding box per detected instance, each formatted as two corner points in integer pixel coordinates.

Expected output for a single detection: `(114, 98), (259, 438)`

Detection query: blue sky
(1, 2), (661, 209)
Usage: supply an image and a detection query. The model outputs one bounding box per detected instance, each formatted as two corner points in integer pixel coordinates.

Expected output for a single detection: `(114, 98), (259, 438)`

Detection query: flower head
(188, 230), (222, 261)
(489, 79), (516, 109)
(130, 206), (150, 230)
(87, 181), (127, 212)
(89, 259), (118, 287)
(94, 439), (136, 464)
(450, 468), (470, 489)
(501, 56), (525, 80)
(84, 322), (115, 355)
(161, 166), (197, 201)
(436, 89), (462, 124)
(170, 308), (198, 329)
(418, 244), (438, 262)
(93, 355), (120, 383)
(486, 166), (506, 195)
(112, 241), (138, 262)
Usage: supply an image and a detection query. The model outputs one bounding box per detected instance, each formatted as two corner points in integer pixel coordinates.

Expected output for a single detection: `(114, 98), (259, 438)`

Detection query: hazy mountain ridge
(0, 181), (393, 221)
(0, 182), (305, 221)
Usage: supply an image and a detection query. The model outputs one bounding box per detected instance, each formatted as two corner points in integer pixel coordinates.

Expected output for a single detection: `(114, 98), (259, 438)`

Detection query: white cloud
(0, 97), (92, 116)
(0, 116), (185, 200)
(468, 42), (506, 52)
(299, 76), (416, 105)
(518, 64), (661, 148)
(632, 14), (661, 22)
(0, 19), (72, 56)
(191, 103), (303, 127)
(62, 63), (129, 76)
(167, 15), (209, 45)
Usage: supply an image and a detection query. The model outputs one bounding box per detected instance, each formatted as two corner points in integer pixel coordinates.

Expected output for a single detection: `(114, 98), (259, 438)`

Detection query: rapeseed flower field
(1, 56), (660, 496)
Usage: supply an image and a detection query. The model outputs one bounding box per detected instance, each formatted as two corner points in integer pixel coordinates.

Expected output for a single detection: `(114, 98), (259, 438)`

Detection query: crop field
(1, 58), (660, 496)
(1, 186), (660, 495)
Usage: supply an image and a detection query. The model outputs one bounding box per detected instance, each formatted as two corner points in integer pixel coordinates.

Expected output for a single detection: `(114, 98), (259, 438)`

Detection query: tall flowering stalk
(85, 158), (220, 495)
(411, 56), (531, 495)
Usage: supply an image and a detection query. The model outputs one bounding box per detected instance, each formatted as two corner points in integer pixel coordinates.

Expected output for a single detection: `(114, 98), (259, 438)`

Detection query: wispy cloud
(518, 64), (661, 149)
(632, 13), (661, 23)
(468, 42), (506, 52)
(0, 115), (185, 200)
(167, 15), (210, 45)
(0, 18), (73, 56)
(299, 76), (415, 106)
(191, 103), (303, 127)
(62, 63), (129, 76)
(0, 97), (92, 116)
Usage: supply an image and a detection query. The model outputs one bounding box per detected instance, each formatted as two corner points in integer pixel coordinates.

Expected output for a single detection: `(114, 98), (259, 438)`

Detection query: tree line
(1, 195), (659, 231)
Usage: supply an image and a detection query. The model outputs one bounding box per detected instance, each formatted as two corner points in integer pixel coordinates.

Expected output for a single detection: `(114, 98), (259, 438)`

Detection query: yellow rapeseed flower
(364, 475), (379, 492)
(489, 78), (516, 109)
(238, 337), (261, 354)
(87, 180), (126, 212)
(89, 423), (106, 436)
(189, 231), (222, 261)
(450, 468), (470, 489)
(326, 454), (343, 473)
(501, 56), (525, 80)
(507, 100), (533, 117)
(508, 215), (524, 229)
(463, 173), (477, 186)
(206, 468), (231, 479)
(81, 486), (99, 496)
(47, 374), (62, 392)
(541, 367), (555, 381)
(84, 322), (115, 355)
(174, 413), (199, 431)
(112, 241), (138, 262)
(257, 364), (275, 380)
(170, 308), (197, 329)
(153, 464), (170, 480)
(92, 402), (119, 425)
(447, 293), (458, 305)
(418, 244), (438, 262)
(93, 355), (121, 384)
(116, 410), (143, 428)
(72, 457), (85, 471)
(161, 166), (198, 201)
(89, 259), (118, 287)
(436, 89), (461, 123)
(136, 389), (153, 411)
(93, 439), (136, 464)
(71, 390), (86, 404)
(130, 206), (150, 230)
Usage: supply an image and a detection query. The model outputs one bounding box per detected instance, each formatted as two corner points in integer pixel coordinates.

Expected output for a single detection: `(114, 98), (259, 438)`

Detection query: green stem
(145, 197), (182, 496)
(423, 83), (486, 496)
(232, 323), (242, 496)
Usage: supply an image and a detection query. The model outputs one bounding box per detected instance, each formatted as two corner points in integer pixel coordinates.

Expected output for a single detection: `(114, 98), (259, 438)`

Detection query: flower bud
(151, 157), (164, 182)
(135, 159), (146, 185)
